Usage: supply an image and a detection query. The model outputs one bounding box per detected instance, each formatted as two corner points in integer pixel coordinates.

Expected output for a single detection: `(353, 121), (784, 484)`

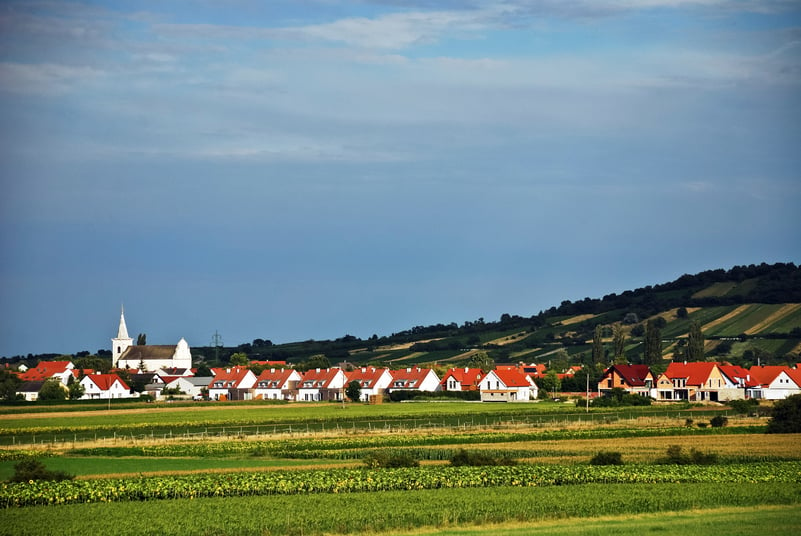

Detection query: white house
(208, 367), (257, 401)
(748, 366), (801, 400)
(165, 376), (213, 399)
(479, 369), (537, 402)
(253, 368), (301, 401)
(388, 367), (441, 392)
(344, 367), (393, 402)
(297, 368), (347, 402)
(79, 373), (134, 400)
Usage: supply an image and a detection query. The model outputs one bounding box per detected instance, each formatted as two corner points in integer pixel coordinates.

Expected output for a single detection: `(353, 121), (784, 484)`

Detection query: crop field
(1, 401), (799, 535)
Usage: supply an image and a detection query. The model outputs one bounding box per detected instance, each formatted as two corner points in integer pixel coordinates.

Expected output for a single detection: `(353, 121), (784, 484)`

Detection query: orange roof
(84, 373), (130, 391)
(256, 368), (298, 385)
(718, 364), (759, 388)
(390, 367), (436, 385)
(345, 367), (389, 387)
(209, 367), (253, 388)
(602, 364), (654, 387)
(749, 365), (801, 387)
(490, 368), (533, 388)
(440, 367), (485, 389)
(19, 361), (73, 381)
(662, 362), (719, 387)
(300, 368), (344, 389)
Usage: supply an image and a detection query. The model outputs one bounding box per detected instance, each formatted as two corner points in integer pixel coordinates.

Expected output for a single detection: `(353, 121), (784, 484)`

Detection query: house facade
(208, 367), (257, 401)
(253, 368), (301, 401)
(440, 368), (485, 391)
(597, 364), (655, 397)
(345, 367), (393, 402)
(479, 369), (537, 402)
(297, 368), (347, 402)
(748, 366), (801, 400)
(388, 367), (441, 392)
(79, 373), (133, 399)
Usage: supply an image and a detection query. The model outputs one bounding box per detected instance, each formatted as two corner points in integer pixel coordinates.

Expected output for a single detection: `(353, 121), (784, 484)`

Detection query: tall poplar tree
(688, 321), (704, 361)
(644, 319), (662, 366)
(592, 325), (604, 366)
(612, 324), (627, 364)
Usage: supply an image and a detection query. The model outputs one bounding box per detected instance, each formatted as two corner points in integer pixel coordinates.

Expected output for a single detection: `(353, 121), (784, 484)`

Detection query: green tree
(38, 379), (67, 401)
(468, 351), (494, 373)
(67, 377), (85, 400)
(644, 319), (662, 366)
(136, 333), (147, 345)
(612, 324), (627, 364)
(540, 370), (562, 398)
(687, 321), (704, 361)
(766, 393), (801, 433)
(0, 368), (23, 401)
(229, 352), (249, 366)
(345, 380), (362, 402)
(592, 325), (604, 366)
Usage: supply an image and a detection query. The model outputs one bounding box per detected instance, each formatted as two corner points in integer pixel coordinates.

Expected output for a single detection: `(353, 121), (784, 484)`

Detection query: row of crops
(3, 461), (800, 508)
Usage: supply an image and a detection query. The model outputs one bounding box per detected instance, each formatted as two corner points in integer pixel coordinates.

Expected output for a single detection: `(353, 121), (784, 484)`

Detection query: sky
(1, 0), (800, 357)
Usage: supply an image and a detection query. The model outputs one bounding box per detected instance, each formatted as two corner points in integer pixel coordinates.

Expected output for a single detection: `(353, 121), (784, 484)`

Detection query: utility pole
(211, 331), (223, 363)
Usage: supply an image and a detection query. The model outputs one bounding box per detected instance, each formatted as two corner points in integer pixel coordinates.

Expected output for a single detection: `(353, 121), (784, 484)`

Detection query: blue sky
(1, 0), (800, 357)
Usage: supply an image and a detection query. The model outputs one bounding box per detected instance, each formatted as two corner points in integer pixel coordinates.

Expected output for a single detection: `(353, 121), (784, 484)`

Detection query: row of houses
(599, 362), (801, 402)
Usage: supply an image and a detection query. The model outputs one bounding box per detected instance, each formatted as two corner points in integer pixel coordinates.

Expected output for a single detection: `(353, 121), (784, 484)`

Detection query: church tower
(112, 306), (133, 368)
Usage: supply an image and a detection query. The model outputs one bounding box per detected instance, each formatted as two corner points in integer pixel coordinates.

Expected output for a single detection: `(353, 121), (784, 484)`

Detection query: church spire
(117, 305), (130, 339)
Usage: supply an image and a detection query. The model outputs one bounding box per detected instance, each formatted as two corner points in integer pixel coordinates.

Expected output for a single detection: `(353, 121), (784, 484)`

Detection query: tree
(540, 370), (562, 398)
(676, 307), (688, 319)
(0, 368), (23, 401)
(687, 321), (704, 361)
(38, 379), (67, 401)
(229, 352), (249, 366)
(612, 324), (627, 364)
(592, 324), (604, 367)
(766, 393), (801, 433)
(643, 319), (662, 366)
(345, 380), (362, 402)
(468, 351), (495, 373)
(136, 333), (147, 345)
(67, 377), (85, 400)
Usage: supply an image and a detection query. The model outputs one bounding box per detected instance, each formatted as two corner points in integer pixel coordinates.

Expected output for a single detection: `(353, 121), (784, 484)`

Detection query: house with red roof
(18, 361), (75, 386)
(654, 362), (726, 401)
(208, 367), (257, 401)
(253, 368), (302, 401)
(479, 368), (538, 402)
(297, 368), (347, 402)
(718, 364), (759, 400)
(345, 367), (393, 402)
(597, 364), (655, 397)
(440, 367), (485, 391)
(388, 367), (441, 392)
(748, 366), (801, 400)
(79, 373), (133, 400)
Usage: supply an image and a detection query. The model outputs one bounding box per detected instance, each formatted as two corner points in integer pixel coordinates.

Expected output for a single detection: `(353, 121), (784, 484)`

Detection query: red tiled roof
(440, 368), (485, 389)
(491, 368), (533, 388)
(663, 362), (719, 386)
(390, 367), (436, 385)
(718, 364), (759, 388)
(345, 367), (389, 387)
(256, 368), (297, 385)
(749, 365), (800, 387)
(209, 367), (253, 388)
(300, 368), (344, 389)
(18, 361), (73, 382)
(84, 374), (129, 391)
(603, 364), (654, 386)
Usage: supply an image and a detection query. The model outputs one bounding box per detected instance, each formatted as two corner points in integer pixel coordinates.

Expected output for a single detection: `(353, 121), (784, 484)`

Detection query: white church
(112, 308), (192, 373)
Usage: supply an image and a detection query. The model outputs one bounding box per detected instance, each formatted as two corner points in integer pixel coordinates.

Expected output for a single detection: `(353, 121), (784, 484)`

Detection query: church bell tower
(112, 306), (133, 368)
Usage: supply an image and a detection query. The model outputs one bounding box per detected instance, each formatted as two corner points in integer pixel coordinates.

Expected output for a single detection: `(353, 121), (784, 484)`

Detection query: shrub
(727, 398), (759, 415)
(589, 451), (624, 465)
(9, 458), (74, 483)
(362, 451), (419, 469)
(710, 415), (728, 428)
(684, 418), (694, 427)
(449, 449), (517, 467)
(660, 445), (717, 465)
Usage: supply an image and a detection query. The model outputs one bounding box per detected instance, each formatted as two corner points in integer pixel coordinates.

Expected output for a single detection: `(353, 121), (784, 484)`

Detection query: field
(1, 401), (799, 535)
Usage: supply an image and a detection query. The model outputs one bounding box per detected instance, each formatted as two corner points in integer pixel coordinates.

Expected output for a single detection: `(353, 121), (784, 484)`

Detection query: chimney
(226, 368), (231, 373)
(407, 368), (411, 372)
(464, 367), (469, 373)
(270, 368), (275, 373)
(361, 367), (366, 373)
(316, 368), (320, 373)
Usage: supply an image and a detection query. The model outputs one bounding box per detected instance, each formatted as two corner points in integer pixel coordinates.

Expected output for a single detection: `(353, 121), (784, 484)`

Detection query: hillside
(196, 262), (801, 375)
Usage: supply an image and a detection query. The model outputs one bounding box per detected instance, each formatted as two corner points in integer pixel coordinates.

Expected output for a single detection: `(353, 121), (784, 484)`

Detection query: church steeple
(112, 306), (133, 367)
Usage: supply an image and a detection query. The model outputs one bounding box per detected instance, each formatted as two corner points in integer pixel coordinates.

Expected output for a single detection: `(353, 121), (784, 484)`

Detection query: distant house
(16, 381), (46, 402)
(388, 367), (441, 393)
(656, 362), (726, 402)
(18, 361), (75, 385)
(345, 367), (393, 402)
(748, 366), (801, 400)
(597, 365), (655, 397)
(297, 368), (347, 402)
(253, 368), (301, 401)
(165, 376), (213, 399)
(440, 368), (485, 391)
(479, 369), (537, 402)
(718, 364), (759, 401)
(79, 373), (133, 400)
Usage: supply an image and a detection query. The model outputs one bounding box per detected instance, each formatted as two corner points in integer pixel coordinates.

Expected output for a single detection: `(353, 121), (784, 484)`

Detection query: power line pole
(211, 331), (223, 363)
